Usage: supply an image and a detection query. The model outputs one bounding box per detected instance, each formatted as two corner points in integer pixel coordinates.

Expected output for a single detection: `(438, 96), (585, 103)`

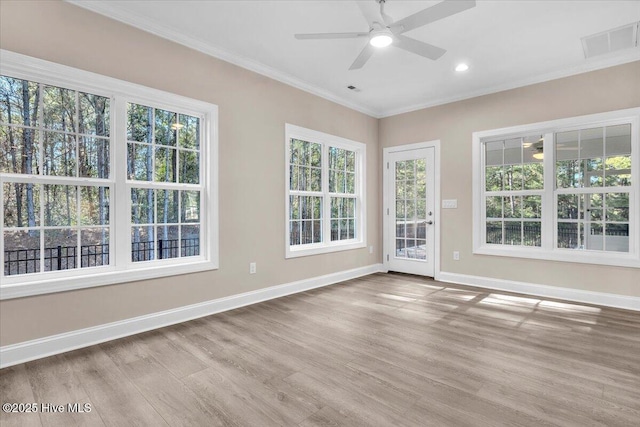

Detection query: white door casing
(383, 141), (440, 277)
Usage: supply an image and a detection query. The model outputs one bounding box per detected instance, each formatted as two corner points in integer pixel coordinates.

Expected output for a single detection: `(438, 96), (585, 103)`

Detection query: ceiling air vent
(582, 22), (639, 59)
(347, 85), (361, 92)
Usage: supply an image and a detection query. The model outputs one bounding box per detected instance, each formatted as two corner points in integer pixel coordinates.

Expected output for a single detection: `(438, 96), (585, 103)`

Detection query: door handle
(426, 220), (433, 225)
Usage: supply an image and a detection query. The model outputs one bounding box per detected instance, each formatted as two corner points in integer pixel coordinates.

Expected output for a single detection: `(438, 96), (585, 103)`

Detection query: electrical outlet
(369, 246), (374, 254)
(249, 262), (256, 274)
(453, 251), (460, 261)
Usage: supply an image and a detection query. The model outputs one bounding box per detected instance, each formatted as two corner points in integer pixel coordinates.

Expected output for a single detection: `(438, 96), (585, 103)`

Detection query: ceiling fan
(294, 0), (476, 70)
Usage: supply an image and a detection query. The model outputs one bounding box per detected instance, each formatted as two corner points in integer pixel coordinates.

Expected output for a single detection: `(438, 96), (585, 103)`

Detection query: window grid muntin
(287, 131), (363, 252)
(477, 112), (636, 263)
(126, 103), (203, 263)
(1, 75), (113, 277)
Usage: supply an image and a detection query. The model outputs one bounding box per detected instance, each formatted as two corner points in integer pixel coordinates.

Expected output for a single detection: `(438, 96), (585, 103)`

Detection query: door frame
(382, 140), (441, 279)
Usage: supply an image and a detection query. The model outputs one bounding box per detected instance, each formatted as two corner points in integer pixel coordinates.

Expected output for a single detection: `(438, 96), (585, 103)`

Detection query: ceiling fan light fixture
(455, 63), (469, 72)
(370, 29), (393, 48)
(533, 152), (544, 160)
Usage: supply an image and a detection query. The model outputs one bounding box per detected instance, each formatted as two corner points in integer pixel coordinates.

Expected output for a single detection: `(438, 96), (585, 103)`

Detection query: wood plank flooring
(1, 273), (639, 426)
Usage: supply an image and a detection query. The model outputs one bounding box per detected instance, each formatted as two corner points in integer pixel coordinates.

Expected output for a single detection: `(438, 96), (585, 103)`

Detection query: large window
(473, 108), (639, 267)
(285, 124), (366, 258)
(0, 51), (218, 299)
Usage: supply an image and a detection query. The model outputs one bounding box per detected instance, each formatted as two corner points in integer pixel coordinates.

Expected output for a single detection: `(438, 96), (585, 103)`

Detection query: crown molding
(382, 49), (640, 118)
(65, 0), (382, 118)
(66, 1), (640, 120)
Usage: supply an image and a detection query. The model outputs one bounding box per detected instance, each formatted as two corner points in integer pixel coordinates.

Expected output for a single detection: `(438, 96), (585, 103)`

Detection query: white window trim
(472, 107), (640, 268)
(0, 50), (219, 300)
(285, 124), (366, 258)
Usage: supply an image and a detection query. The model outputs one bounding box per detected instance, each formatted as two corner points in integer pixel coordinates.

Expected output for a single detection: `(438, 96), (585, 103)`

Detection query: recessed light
(455, 63), (469, 72)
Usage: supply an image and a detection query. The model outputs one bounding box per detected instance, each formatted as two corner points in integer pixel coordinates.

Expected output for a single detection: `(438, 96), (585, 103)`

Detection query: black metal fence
(486, 223), (628, 247)
(4, 238), (199, 276)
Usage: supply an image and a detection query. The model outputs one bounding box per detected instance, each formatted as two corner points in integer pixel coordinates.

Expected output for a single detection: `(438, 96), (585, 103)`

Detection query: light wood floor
(1, 273), (639, 426)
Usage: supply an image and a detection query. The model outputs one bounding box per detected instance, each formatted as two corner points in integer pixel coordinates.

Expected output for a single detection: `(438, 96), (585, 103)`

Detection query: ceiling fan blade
(390, 0), (476, 34)
(295, 32), (369, 40)
(394, 35), (446, 60)
(349, 43), (376, 70)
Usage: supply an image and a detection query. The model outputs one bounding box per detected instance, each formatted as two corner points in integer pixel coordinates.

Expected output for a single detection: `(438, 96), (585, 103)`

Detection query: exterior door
(385, 147), (436, 276)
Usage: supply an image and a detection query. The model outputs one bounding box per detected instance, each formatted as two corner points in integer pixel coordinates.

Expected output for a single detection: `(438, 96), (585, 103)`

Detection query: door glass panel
(395, 159), (428, 260)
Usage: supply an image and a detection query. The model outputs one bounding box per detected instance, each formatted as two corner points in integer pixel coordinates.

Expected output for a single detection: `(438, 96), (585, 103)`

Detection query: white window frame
(0, 50), (219, 299)
(472, 107), (640, 268)
(285, 124), (366, 258)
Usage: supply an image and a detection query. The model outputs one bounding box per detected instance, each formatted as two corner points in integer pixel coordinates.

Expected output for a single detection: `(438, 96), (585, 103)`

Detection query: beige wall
(0, 1), (381, 345)
(380, 61), (640, 297)
(1, 1), (639, 347)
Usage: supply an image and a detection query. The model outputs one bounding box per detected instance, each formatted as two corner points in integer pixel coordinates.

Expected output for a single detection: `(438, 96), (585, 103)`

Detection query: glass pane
(131, 226), (154, 262)
(155, 109), (177, 146)
(406, 239), (417, 259)
(310, 167), (321, 192)
(605, 193), (629, 222)
(43, 131), (76, 176)
(178, 114), (199, 150)
(346, 150), (355, 172)
(395, 161), (405, 180)
(179, 150), (199, 184)
(523, 222), (541, 247)
(558, 223), (578, 249)
(486, 221), (502, 244)
(155, 146), (177, 182)
(157, 189), (179, 224)
(181, 191), (200, 223)
(580, 127), (603, 159)
(0, 125), (40, 174)
(81, 228), (109, 268)
(523, 135), (543, 164)
(485, 140), (503, 166)
(44, 185), (77, 226)
(485, 166), (503, 191)
(504, 138), (521, 165)
(556, 160), (583, 188)
(44, 229), (77, 272)
(585, 222), (604, 250)
(486, 196), (502, 218)
(310, 142), (321, 168)
(127, 103), (152, 143)
(556, 130), (579, 161)
(504, 222), (522, 245)
(79, 93), (110, 137)
(0, 76), (39, 127)
(43, 85), (76, 132)
(3, 230), (40, 276)
(346, 172), (355, 194)
(605, 223), (629, 252)
(80, 186), (109, 226)
(302, 220), (315, 244)
(558, 194), (579, 219)
(605, 156), (631, 186)
(329, 147), (346, 171)
(79, 136), (109, 178)
(415, 239), (426, 260)
(2, 182), (40, 227)
(290, 221), (301, 245)
(405, 160), (415, 180)
(522, 196), (541, 219)
(330, 219), (339, 241)
(131, 188), (154, 224)
(586, 193), (603, 221)
(605, 124), (631, 156)
(503, 196), (521, 219)
(504, 165), (523, 191)
(395, 239), (406, 258)
(157, 225), (179, 259)
(181, 225), (200, 257)
(523, 163), (543, 190)
(396, 222), (405, 238)
(313, 220), (322, 242)
(127, 143), (152, 181)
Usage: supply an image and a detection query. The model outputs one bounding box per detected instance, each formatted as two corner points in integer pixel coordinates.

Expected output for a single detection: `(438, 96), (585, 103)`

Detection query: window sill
(474, 245), (640, 268)
(0, 259), (218, 300)
(286, 240), (366, 259)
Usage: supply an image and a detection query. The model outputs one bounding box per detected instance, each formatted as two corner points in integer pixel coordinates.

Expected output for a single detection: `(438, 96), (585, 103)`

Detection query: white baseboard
(437, 271), (640, 311)
(0, 263), (384, 369)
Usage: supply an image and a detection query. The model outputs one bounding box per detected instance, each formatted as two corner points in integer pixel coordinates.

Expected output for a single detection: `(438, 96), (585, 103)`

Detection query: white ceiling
(69, 0), (640, 118)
